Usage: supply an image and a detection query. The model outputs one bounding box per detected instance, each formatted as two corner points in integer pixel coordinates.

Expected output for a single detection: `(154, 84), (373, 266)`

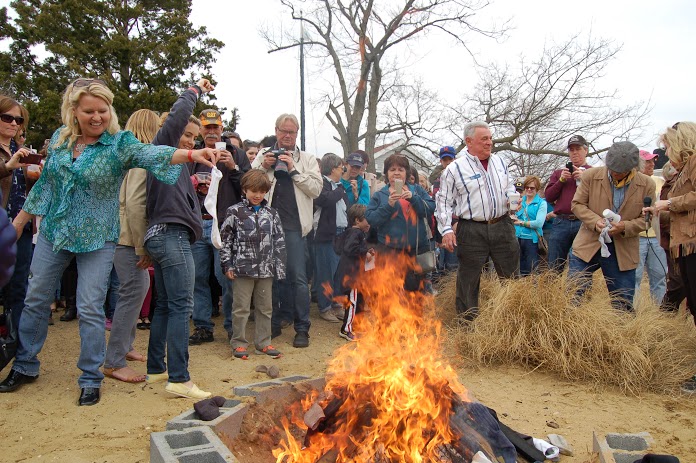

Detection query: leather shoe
(293, 332), (310, 348)
(0, 370), (38, 393)
(78, 387), (100, 406)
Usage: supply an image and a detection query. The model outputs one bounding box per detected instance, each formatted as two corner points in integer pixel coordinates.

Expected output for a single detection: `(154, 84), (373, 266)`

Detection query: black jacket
(146, 88), (203, 243)
(192, 142), (251, 221)
(313, 176), (349, 243)
(333, 227), (368, 294)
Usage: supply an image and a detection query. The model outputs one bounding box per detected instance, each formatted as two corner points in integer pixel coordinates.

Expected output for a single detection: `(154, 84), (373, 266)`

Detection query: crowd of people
(1, 78), (695, 405)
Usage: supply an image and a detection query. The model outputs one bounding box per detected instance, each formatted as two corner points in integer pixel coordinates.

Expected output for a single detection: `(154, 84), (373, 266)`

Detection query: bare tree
(443, 35), (650, 160)
(262, 0), (503, 172)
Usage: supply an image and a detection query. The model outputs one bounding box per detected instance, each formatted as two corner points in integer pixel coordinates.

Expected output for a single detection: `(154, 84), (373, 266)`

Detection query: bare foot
(126, 350), (146, 362)
(104, 366), (146, 383)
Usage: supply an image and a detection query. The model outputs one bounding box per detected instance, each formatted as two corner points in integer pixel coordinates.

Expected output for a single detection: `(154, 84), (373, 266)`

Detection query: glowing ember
(273, 255), (472, 463)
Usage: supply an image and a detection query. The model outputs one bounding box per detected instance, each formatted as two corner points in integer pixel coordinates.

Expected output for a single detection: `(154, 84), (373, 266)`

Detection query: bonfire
(273, 256), (515, 463)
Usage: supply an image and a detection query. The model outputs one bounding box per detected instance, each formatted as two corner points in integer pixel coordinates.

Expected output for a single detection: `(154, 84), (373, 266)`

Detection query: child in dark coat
(334, 204), (374, 341)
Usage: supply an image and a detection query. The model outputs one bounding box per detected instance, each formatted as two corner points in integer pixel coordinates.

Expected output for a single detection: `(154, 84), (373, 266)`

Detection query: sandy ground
(1, 307), (695, 463)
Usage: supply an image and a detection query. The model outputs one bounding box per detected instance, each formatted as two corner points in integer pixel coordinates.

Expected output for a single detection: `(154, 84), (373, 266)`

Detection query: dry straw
(435, 271), (696, 395)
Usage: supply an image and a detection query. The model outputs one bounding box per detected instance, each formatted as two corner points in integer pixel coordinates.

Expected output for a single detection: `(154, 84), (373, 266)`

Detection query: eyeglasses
(0, 114), (25, 125)
(524, 186), (536, 191)
(276, 128), (298, 136)
(72, 78), (107, 88)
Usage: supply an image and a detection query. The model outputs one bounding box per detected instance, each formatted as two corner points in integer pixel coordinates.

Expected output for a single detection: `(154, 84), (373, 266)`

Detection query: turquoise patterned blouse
(24, 128), (181, 253)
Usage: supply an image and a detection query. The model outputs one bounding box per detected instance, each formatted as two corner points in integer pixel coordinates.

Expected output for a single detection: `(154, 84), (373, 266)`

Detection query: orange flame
(274, 254), (469, 462)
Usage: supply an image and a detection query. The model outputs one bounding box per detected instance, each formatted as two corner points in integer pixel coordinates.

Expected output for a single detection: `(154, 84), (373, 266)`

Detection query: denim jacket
(219, 199), (287, 279)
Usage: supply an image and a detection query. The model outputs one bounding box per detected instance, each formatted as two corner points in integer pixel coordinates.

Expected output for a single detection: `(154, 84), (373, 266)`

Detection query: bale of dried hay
(436, 271), (696, 394)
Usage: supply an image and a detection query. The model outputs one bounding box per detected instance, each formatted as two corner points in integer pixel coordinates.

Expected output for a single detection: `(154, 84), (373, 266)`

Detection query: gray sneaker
(332, 307), (345, 320)
(319, 310), (341, 323)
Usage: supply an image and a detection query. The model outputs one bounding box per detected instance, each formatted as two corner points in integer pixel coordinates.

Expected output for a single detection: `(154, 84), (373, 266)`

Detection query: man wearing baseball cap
(569, 141), (656, 311)
(189, 109), (251, 345)
(430, 146), (459, 273)
(544, 135), (593, 272)
(634, 150), (667, 305)
(341, 151), (371, 206)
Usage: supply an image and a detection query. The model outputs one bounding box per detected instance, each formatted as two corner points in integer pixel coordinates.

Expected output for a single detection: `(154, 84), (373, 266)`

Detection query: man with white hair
(252, 114), (322, 347)
(435, 121), (519, 321)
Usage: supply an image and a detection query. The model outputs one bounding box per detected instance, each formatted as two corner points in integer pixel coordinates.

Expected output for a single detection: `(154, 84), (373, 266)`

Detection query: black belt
(462, 215), (506, 225)
(202, 214), (214, 220)
(556, 214), (578, 221)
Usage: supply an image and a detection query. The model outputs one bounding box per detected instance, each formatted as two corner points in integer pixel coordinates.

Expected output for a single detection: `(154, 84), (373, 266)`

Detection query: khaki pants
(231, 277), (273, 350)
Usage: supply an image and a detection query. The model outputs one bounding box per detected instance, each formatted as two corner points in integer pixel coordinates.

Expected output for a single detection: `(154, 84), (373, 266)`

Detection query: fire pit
(268, 257), (517, 463)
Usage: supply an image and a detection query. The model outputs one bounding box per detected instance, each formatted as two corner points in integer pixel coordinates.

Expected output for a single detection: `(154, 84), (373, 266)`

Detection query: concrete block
(150, 426), (238, 463)
(593, 431), (653, 463)
(166, 399), (244, 431)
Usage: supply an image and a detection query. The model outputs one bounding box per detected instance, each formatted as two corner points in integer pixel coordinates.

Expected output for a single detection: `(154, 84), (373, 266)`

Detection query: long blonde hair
(125, 109), (159, 144)
(660, 121), (696, 167)
(55, 79), (120, 148)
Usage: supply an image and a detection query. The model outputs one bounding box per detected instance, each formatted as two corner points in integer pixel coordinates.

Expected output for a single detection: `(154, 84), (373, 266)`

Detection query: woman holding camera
(513, 176), (548, 275)
(365, 154), (435, 292)
(0, 95), (34, 347)
(0, 78), (219, 406)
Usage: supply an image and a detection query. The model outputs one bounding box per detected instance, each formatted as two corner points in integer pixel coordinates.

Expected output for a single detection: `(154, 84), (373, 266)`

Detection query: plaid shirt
(219, 199), (286, 279)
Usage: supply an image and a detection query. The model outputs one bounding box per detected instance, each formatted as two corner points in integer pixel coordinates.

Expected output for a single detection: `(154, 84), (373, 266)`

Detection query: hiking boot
(280, 319), (293, 329)
(339, 330), (356, 342)
(293, 332), (310, 348)
(256, 345), (282, 358)
(319, 310), (341, 323)
(233, 346), (249, 359)
(681, 375), (696, 394)
(189, 328), (214, 345)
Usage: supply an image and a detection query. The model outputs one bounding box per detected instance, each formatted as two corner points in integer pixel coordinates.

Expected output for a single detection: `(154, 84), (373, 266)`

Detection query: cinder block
(593, 431), (653, 463)
(167, 400), (244, 431)
(150, 426), (238, 463)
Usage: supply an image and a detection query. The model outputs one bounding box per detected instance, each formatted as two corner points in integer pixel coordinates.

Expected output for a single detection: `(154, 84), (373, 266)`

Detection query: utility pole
(299, 14), (306, 151)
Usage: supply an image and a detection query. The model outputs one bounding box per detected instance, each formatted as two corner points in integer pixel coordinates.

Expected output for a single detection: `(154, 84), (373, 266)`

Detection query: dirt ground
(1, 306), (695, 463)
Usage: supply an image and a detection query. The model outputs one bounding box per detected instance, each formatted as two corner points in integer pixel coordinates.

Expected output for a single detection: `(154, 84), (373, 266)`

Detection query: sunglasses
(72, 78), (108, 88)
(0, 114), (25, 125)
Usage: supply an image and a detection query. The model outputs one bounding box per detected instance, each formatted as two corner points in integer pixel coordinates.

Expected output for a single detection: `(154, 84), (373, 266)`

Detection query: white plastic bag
(204, 166), (224, 249)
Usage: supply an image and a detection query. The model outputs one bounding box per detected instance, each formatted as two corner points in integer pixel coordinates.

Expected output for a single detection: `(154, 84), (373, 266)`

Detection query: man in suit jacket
(569, 141), (656, 311)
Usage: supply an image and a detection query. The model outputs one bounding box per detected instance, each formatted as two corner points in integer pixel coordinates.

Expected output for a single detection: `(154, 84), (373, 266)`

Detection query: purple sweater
(544, 164), (592, 215)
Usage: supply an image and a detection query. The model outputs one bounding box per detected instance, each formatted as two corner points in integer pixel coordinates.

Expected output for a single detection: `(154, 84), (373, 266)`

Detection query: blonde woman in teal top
(0, 78), (220, 406)
(513, 176), (548, 276)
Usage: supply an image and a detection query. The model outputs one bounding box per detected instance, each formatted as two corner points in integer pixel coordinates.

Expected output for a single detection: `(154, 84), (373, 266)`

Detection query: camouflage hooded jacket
(219, 198), (287, 279)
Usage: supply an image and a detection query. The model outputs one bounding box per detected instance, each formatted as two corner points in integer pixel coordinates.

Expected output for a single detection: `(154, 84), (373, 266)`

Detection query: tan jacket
(118, 168), (148, 255)
(571, 167), (656, 271)
(667, 155), (696, 258)
(252, 147), (322, 237)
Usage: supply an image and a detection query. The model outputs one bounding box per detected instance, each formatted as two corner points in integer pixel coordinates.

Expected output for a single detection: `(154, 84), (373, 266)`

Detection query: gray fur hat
(606, 141), (639, 173)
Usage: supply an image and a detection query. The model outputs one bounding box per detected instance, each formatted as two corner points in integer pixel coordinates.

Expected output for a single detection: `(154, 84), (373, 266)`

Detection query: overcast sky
(189, 0), (695, 157)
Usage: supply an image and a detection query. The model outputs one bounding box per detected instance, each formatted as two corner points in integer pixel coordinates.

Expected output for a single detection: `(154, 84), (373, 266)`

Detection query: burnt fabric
(450, 401), (517, 463)
(194, 395), (226, 421)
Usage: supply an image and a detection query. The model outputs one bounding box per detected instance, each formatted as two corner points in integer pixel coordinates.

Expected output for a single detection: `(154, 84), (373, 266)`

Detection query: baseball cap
(199, 109), (222, 126)
(639, 149), (658, 161)
(439, 146), (456, 159)
(346, 152), (365, 167)
(567, 135), (588, 148)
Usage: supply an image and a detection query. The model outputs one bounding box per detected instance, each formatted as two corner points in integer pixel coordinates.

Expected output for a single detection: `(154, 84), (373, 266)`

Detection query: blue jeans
(191, 219), (232, 333)
(437, 246), (459, 271)
(634, 236), (667, 304)
(568, 242), (636, 311)
(272, 230), (310, 334)
(518, 237), (539, 276)
(314, 240), (341, 312)
(12, 233), (115, 388)
(0, 231), (33, 349)
(145, 225), (194, 383)
(548, 218), (582, 272)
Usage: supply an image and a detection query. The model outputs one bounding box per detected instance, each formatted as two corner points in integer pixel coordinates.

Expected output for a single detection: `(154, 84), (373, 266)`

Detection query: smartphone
(24, 152), (43, 165)
(393, 179), (404, 192)
(566, 161), (574, 174)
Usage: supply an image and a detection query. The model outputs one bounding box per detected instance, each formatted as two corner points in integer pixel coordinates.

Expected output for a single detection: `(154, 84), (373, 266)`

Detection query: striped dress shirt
(435, 150), (516, 236)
